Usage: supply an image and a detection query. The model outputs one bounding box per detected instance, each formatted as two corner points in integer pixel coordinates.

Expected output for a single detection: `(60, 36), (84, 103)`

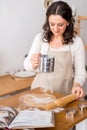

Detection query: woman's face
(49, 15), (68, 37)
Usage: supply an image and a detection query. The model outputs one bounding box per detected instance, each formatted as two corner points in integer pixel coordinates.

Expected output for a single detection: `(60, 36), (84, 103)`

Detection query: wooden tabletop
(0, 74), (34, 97)
(0, 87), (87, 130)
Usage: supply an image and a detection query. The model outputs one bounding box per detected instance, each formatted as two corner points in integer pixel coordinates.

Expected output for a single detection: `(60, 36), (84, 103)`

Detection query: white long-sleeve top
(24, 33), (87, 86)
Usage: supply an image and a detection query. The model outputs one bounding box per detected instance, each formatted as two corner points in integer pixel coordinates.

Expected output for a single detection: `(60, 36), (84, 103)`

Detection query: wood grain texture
(0, 74), (34, 96)
(0, 88), (87, 130)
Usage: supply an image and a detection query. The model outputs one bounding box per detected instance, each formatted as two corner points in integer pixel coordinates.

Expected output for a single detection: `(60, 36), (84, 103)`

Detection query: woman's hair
(42, 1), (76, 44)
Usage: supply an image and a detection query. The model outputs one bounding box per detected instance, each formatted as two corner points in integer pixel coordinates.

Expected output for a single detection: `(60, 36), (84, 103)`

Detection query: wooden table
(0, 87), (87, 130)
(0, 74), (34, 97)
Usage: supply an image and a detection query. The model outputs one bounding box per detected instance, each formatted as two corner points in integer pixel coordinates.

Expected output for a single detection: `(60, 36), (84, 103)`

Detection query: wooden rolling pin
(43, 94), (77, 110)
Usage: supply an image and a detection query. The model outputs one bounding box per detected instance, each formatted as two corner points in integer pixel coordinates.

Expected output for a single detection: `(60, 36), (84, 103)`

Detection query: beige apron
(31, 46), (73, 95)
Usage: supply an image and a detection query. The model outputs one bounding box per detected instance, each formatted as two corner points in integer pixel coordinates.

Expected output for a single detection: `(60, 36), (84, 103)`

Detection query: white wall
(0, 0), (45, 74)
(0, 0), (87, 74)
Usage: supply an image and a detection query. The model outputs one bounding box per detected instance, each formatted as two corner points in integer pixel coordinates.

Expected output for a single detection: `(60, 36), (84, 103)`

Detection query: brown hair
(42, 1), (77, 44)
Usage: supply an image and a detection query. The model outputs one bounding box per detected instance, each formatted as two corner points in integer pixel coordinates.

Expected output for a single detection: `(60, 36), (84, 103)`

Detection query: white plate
(14, 71), (36, 78)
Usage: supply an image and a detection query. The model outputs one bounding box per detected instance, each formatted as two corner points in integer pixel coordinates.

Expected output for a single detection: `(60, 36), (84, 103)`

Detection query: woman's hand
(71, 83), (84, 98)
(30, 53), (41, 69)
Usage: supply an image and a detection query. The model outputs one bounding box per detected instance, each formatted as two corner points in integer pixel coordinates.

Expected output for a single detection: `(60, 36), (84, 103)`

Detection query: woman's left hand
(71, 83), (84, 98)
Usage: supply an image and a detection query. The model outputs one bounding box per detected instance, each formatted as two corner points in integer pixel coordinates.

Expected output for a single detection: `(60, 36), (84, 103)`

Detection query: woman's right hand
(30, 53), (41, 69)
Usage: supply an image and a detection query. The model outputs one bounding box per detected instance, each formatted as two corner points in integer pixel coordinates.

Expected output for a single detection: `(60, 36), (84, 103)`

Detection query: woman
(24, 1), (86, 98)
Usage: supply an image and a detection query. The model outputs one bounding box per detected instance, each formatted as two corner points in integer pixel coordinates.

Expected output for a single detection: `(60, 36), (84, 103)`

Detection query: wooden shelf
(75, 15), (87, 50)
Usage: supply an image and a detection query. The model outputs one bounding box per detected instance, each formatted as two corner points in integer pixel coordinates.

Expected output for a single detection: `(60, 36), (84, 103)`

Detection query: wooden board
(0, 74), (34, 97)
